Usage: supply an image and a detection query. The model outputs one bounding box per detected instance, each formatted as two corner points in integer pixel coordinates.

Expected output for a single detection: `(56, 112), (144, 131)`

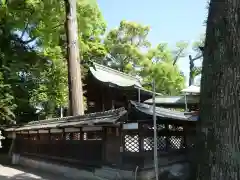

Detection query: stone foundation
(11, 154), (135, 180)
(11, 154), (190, 180)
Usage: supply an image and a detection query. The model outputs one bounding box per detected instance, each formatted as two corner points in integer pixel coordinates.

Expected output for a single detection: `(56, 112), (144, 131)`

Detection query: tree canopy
(0, 0), (200, 123)
(0, 0), (106, 122)
(104, 20), (187, 95)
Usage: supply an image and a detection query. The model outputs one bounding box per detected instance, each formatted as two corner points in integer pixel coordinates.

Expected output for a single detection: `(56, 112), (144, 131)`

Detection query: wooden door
(105, 127), (121, 165)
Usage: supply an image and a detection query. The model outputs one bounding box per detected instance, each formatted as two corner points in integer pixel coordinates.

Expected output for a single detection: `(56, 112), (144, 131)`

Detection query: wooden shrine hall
(3, 64), (198, 178)
(5, 101), (198, 171)
(84, 62), (162, 113)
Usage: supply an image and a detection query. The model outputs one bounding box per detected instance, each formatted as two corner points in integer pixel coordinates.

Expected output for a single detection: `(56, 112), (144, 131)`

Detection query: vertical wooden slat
(165, 123), (170, 151)
(119, 124), (123, 167)
(138, 123), (143, 153)
(62, 128), (65, 140)
(80, 127), (83, 140)
(101, 85), (105, 111)
(102, 127), (106, 163)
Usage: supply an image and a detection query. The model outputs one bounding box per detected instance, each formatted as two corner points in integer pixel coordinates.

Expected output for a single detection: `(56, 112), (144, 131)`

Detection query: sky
(97, 0), (208, 84)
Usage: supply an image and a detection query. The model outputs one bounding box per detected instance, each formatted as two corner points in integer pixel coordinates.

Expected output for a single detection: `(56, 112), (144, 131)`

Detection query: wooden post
(80, 127), (83, 140)
(64, 0), (84, 115)
(62, 128), (66, 140)
(138, 123), (143, 153)
(165, 123), (170, 151)
(102, 127), (107, 163)
(111, 88), (115, 109)
(101, 85), (105, 111)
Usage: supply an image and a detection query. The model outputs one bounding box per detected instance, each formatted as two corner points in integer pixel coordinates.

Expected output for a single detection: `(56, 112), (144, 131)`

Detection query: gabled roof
(130, 101), (198, 121)
(5, 108), (127, 131)
(90, 62), (142, 88)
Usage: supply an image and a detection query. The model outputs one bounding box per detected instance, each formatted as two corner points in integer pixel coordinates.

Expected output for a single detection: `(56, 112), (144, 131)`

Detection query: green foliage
(0, 72), (15, 124)
(104, 20), (150, 73)
(29, 46), (68, 118)
(0, 0), (106, 122)
(141, 43), (185, 95)
(0, 0), (199, 123)
(104, 21), (187, 95)
(173, 41), (189, 65)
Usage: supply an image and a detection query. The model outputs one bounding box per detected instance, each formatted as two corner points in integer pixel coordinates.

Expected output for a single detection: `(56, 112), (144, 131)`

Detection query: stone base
(11, 154), (135, 180)
(139, 163), (190, 180)
(11, 154), (190, 180)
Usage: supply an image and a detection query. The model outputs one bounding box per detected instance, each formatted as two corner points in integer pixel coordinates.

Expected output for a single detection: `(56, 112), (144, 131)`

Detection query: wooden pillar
(138, 123), (143, 153)
(183, 124), (188, 149)
(102, 127), (107, 163)
(37, 130), (40, 140)
(101, 85), (105, 111)
(119, 125), (123, 167)
(48, 129), (51, 141)
(27, 131), (30, 153)
(80, 127), (83, 140)
(165, 123), (170, 151)
(36, 130), (40, 154)
(111, 87), (115, 109)
(48, 129), (52, 156)
(62, 128), (66, 140)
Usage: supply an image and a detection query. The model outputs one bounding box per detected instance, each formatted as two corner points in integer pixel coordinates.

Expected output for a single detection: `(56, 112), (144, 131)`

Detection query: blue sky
(97, 0), (208, 84)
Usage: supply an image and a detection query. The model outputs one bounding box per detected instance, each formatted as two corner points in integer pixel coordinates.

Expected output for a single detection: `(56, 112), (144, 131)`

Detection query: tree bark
(189, 55), (195, 86)
(64, 0), (84, 115)
(196, 0), (240, 180)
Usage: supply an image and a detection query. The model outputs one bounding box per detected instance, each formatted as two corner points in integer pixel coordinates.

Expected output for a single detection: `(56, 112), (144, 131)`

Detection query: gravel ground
(0, 164), (72, 180)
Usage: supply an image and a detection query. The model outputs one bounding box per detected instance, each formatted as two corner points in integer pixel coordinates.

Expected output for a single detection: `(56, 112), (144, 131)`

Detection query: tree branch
(192, 54), (203, 61)
(173, 48), (184, 65)
(52, 23), (64, 30)
(20, 22), (29, 39)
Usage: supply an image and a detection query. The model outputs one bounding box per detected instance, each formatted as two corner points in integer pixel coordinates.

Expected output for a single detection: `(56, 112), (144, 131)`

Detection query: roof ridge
(92, 62), (140, 81)
(27, 107), (126, 125)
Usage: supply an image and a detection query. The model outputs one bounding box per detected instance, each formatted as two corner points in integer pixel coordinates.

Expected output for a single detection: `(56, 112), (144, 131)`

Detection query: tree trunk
(189, 55), (195, 86)
(196, 0), (240, 180)
(64, 0), (84, 115)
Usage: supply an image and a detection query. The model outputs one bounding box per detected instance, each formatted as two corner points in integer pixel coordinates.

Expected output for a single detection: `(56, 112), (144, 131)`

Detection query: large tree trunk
(196, 0), (240, 180)
(64, 0), (84, 115)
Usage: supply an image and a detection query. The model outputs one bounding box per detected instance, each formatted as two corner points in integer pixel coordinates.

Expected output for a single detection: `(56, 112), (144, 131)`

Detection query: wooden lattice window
(124, 134), (139, 152)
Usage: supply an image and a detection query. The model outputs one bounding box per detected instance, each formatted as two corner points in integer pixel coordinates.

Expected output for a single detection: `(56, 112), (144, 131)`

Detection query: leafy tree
(30, 47), (68, 118)
(196, 0), (240, 179)
(104, 21), (186, 95)
(172, 41), (189, 65)
(104, 20), (150, 73)
(141, 43), (185, 95)
(0, 72), (15, 124)
(0, 0), (107, 121)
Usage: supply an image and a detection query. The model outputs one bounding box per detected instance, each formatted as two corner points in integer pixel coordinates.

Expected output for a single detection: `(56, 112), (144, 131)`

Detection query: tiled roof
(130, 101), (198, 121)
(90, 62), (142, 88)
(5, 108), (127, 131)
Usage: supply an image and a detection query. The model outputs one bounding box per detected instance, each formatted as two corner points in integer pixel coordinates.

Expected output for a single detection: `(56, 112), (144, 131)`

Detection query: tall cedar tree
(196, 1), (240, 179)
